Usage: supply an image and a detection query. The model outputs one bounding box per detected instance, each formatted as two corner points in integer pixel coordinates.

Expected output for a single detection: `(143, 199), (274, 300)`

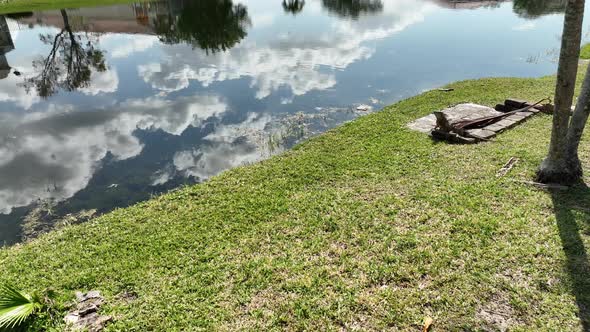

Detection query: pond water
(0, 0), (584, 245)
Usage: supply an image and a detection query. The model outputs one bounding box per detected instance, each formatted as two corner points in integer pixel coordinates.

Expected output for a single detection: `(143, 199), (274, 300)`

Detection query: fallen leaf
(423, 316), (433, 332)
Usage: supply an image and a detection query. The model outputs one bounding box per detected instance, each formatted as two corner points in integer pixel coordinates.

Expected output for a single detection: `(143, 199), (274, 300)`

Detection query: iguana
(432, 111), (476, 144)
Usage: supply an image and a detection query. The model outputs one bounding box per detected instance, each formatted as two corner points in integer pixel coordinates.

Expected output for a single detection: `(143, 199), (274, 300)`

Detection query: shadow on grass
(551, 184), (590, 331)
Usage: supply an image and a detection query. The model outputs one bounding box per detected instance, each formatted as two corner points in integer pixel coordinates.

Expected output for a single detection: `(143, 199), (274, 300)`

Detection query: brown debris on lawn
(408, 99), (553, 144)
(64, 291), (112, 332)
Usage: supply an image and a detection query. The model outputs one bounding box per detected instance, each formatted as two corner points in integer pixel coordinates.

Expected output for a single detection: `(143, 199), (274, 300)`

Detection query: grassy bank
(582, 43), (590, 60)
(1, 69), (590, 331)
(0, 0), (142, 14)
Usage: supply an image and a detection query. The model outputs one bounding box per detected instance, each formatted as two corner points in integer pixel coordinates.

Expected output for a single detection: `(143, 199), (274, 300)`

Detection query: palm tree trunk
(565, 64), (590, 178)
(537, 0), (585, 184)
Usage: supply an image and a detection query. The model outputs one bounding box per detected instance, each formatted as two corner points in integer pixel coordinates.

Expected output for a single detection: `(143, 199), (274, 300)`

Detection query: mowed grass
(1, 69), (590, 331)
(581, 43), (590, 60)
(0, 0), (147, 14)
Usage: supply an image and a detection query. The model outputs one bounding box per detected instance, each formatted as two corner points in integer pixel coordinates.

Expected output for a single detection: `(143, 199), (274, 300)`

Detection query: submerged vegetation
(0, 67), (589, 330)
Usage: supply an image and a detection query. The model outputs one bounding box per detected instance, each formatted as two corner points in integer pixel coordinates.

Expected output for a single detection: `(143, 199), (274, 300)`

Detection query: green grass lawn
(1, 69), (590, 331)
(580, 43), (590, 60)
(0, 0), (143, 14)
(581, 43), (590, 60)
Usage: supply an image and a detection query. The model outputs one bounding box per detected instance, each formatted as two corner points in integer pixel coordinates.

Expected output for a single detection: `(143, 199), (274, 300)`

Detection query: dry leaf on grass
(423, 316), (433, 332)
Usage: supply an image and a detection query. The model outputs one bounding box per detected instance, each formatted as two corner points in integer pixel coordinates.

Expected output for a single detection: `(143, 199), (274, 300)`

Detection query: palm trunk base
(536, 157), (583, 185)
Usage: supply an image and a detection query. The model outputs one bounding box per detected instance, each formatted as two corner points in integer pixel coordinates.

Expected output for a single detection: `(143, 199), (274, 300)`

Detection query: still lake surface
(0, 0), (584, 245)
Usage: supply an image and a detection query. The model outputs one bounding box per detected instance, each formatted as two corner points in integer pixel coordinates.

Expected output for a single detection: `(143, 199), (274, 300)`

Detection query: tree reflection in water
(283, 0), (305, 15)
(23, 10), (106, 98)
(321, 0), (383, 19)
(154, 0), (251, 54)
(512, 0), (567, 19)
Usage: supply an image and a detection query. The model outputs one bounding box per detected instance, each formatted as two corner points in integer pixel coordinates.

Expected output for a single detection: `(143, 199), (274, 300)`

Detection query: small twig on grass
(572, 205), (590, 213)
(496, 157), (519, 177)
(514, 180), (570, 190)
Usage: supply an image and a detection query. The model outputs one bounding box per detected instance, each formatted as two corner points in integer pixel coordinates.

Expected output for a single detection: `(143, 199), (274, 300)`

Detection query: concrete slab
(505, 114), (527, 122)
(466, 129), (496, 140)
(485, 124), (504, 133)
(512, 111), (534, 119)
(498, 119), (519, 128)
